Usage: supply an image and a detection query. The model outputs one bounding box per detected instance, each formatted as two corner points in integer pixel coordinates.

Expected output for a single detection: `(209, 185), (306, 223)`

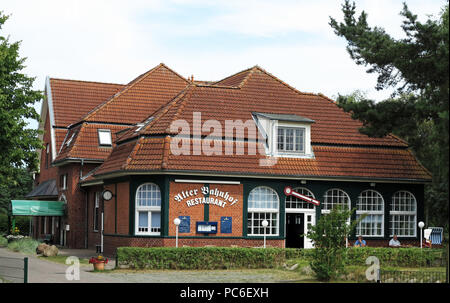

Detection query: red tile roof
(50, 78), (124, 127)
(82, 63), (190, 124)
(118, 67), (407, 147)
(47, 64), (430, 182)
(92, 137), (431, 181)
(55, 123), (131, 162)
(52, 64), (189, 163)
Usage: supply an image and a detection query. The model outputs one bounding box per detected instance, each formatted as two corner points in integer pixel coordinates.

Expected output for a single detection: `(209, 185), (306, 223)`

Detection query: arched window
(356, 190), (384, 237)
(285, 187), (315, 209)
(247, 186), (279, 236)
(135, 183), (161, 235)
(322, 188), (350, 213)
(390, 191), (417, 237)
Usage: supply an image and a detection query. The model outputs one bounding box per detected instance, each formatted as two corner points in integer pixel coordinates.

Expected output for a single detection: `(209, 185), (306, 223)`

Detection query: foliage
(0, 212), (31, 235)
(116, 245), (444, 273)
(329, 2), (449, 228)
(0, 11), (43, 213)
(0, 235), (7, 247)
(0, 167), (34, 213)
(306, 206), (361, 281)
(347, 247), (444, 267)
(6, 237), (40, 254)
(117, 247), (288, 270)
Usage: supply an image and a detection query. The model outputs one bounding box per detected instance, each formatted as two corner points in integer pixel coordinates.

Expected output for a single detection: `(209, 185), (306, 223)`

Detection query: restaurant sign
(174, 186), (239, 208)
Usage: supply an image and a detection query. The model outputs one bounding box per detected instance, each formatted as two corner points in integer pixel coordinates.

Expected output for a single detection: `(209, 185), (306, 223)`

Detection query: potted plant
(89, 255), (108, 271)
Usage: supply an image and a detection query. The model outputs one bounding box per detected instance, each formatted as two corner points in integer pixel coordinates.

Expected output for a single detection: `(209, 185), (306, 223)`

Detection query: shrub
(0, 236), (7, 247)
(346, 247), (444, 267)
(116, 246), (444, 271)
(307, 207), (362, 281)
(117, 247), (288, 270)
(0, 213), (31, 235)
(7, 237), (40, 254)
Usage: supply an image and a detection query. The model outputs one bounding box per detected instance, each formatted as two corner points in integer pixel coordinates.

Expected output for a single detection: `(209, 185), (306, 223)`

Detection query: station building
(25, 64), (431, 254)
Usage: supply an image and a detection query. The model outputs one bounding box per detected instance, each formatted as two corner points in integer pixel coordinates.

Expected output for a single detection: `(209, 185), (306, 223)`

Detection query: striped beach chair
(428, 227), (444, 245)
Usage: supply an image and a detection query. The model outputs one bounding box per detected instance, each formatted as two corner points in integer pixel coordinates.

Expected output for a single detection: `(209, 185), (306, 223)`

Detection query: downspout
(79, 159), (89, 249)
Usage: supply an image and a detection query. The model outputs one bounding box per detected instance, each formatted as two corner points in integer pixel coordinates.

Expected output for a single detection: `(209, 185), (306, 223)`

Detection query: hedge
(117, 247), (288, 270)
(116, 246), (444, 270)
(345, 247), (445, 267)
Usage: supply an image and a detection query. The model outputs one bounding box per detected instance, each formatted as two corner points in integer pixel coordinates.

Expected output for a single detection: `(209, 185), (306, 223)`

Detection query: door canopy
(10, 200), (65, 216)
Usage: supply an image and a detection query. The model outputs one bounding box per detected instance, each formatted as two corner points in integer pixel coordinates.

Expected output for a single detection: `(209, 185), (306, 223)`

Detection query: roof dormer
(252, 112), (315, 159)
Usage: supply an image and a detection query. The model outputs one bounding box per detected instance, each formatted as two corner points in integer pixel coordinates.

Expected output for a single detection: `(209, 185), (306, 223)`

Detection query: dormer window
(98, 129), (112, 146)
(277, 127), (305, 153)
(252, 112), (315, 159)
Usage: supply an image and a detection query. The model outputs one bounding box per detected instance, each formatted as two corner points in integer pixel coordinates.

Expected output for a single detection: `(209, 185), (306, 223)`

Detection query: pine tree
(330, 2), (449, 227)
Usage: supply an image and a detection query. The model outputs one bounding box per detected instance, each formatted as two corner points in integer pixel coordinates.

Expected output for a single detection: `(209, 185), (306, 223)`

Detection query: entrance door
(286, 213), (304, 248)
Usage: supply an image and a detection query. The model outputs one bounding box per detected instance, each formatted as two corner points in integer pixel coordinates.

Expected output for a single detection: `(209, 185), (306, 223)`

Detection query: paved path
(0, 248), (123, 283)
(1, 247), (301, 283)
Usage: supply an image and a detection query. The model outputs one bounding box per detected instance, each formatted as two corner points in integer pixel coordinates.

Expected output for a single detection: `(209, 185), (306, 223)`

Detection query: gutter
(80, 169), (432, 186)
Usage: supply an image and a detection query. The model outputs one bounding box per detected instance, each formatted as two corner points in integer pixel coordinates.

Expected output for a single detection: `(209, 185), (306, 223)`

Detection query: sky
(1, 0), (447, 130)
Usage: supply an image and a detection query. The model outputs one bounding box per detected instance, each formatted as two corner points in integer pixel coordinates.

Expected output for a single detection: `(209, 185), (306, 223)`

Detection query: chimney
(191, 75), (194, 82)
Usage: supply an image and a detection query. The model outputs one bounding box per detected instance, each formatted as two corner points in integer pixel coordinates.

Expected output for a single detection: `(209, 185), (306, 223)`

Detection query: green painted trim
(203, 183), (209, 237)
(114, 183), (117, 234)
(204, 183), (209, 222)
(103, 233), (283, 240)
(129, 179), (135, 236)
(120, 175), (424, 242)
(163, 176), (170, 237)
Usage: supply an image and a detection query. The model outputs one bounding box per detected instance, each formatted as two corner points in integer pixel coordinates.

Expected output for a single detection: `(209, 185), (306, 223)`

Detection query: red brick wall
(168, 182), (243, 237)
(86, 185), (102, 249)
(116, 182), (130, 235)
(36, 110), (58, 184)
(103, 182), (130, 236)
(168, 182), (205, 237)
(58, 163), (101, 248)
(103, 183), (115, 235)
(207, 184), (243, 237)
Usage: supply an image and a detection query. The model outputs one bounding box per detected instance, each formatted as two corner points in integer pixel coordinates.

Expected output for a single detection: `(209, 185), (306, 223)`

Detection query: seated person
(354, 235), (367, 247)
(389, 234), (401, 247)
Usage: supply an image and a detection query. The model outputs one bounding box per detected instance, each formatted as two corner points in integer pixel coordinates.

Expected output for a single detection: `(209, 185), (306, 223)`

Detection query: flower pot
(93, 262), (105, 271)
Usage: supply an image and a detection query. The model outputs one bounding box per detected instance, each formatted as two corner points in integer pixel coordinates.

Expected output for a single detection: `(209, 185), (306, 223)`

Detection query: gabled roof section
(121, 66), (407, 147)
(50, 78), (124, 127)
(55, 123), (131, 163)
(214, 66), (255, 87)
(69, 64), (429, 184)
(82, 63), (190, 124)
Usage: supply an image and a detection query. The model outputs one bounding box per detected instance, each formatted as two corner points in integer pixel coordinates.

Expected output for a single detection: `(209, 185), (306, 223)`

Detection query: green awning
(10, 200), (65, 216)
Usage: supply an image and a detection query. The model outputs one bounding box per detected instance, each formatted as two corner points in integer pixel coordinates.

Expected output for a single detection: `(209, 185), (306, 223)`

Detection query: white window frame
(356, 190), (384, 237)
(135, 183), (161, 236)
(321, 188), (351, 214)
(276, 126), (306, 154)
(389, 191), (417, 237)
(247, 186), (280, 236)
(98, 129), (112, 146)
(60, 174), (67, 190)
(285, 187), (315, 210)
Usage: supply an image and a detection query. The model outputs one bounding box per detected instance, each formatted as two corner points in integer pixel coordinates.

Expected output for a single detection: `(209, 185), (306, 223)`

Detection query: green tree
(0, 11), (42, 212)
(330, 2), (449, 227)
(307, 207), (361, 281)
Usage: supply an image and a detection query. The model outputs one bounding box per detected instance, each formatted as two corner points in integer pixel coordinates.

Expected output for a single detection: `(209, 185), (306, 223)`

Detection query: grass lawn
(38, 255), (90, 266)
